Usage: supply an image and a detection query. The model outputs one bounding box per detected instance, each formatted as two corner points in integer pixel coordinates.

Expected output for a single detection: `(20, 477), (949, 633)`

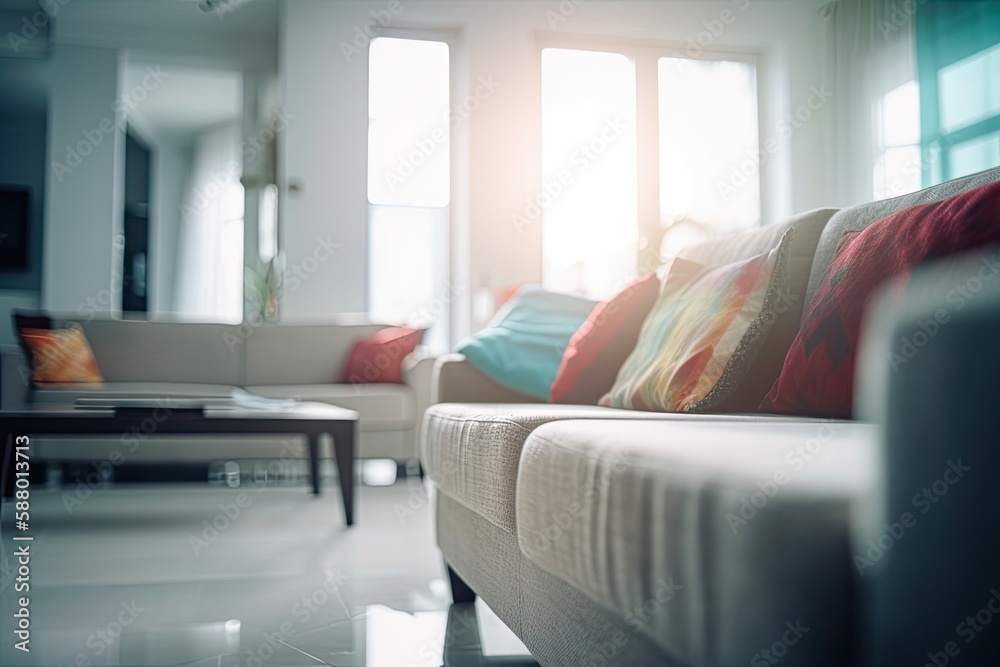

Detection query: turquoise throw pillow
(455, 286), (597, 399)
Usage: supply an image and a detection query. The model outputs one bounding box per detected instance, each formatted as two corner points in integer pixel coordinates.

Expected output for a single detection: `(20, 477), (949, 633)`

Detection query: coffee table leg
(307, 434), (321, 496)
(332, 425), (355, 526)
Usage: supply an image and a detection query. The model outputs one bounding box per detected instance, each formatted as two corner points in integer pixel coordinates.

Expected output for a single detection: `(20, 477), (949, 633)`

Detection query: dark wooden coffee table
(0, 401), (360, 525)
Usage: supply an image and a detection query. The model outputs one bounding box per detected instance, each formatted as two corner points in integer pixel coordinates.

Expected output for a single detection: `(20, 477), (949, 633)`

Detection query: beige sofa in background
(0, 317), (435, 466)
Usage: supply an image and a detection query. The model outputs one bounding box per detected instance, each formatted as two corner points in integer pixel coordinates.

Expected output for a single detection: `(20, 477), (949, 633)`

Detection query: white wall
(280, 1), (370, 317)
(279, 0), (833, 334)
(42, 44), (123, 318)
(149, 140), (190, 314)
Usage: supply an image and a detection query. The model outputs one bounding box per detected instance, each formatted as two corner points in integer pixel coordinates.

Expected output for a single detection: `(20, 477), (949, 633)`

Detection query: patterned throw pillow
(762, 180), (1000, 418)
(603, 230), (792, 412)
(20, 324), (104, 384)
(549, 272), (661, 405)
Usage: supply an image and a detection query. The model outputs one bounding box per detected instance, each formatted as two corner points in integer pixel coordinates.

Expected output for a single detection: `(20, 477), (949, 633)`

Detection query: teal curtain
(916, 0), (1000, 184)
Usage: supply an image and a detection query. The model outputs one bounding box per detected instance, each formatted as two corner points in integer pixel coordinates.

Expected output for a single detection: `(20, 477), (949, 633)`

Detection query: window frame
(535, 33), (762, 281)
(365, 28), (462, 350)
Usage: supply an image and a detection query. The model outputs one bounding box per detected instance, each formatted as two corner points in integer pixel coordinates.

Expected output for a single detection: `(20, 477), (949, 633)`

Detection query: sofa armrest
(855, 250), (1000, 666)
(402, 349), (438, 437)
(0, 344), (31, 409)
(431, 353), (542, 404)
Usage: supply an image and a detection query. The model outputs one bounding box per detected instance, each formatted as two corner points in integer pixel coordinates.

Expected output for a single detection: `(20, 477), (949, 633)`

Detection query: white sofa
(421, 167), (1000, 666)
(1, 317), (435, 465)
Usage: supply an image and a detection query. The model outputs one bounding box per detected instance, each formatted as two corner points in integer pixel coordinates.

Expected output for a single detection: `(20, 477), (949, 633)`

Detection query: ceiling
(126, 62), (242, 140)
(0, 1), (270, 131)
(0, 0), (278, 71)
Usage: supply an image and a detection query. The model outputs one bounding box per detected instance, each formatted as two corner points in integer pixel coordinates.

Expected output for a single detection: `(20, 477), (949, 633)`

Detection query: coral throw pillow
(762, 180), (1000, 418)
(20, 324), (104, 384)
(340, 326), (425, 384)
(605, 230), (792, 412)
(550, 272), (660, 404)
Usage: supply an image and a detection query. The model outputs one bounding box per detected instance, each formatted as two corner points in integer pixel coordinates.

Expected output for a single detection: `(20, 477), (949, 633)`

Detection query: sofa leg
(447, 564), (476, 603)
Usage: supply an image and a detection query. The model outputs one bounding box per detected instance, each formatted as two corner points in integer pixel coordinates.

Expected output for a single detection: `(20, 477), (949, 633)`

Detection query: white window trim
(535, 33), (763, 275)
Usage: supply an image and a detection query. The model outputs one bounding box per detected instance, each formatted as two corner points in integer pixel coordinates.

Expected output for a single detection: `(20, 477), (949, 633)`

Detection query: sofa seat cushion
(421, 403), (819, 535)
(245, 384), (414, 431)
(515, 418), (876, 666)
(32, 382), (240, 404)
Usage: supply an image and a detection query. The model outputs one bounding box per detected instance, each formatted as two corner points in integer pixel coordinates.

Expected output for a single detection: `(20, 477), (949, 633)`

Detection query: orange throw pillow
(20, 325), (104, 384)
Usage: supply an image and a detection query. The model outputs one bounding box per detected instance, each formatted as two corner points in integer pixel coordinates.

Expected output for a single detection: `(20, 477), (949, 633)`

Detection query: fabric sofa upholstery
(78, 320), (243, 385)
(242, 320), (387, 385)
(422, 168), (1000, 666)
(422, 403), (822, 535)
(517, 419), (874, 666)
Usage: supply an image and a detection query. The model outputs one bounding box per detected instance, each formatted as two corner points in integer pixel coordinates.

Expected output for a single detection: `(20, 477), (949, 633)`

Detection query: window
(367, 37), (450, 351)
(541, 48), (637, 298)
(873, 80), (922, 200)
(540, 46), (760, 298)
(935, 43), (1000, 180)
(915, 3), (1000, 185)
(659, 57), (759, 232)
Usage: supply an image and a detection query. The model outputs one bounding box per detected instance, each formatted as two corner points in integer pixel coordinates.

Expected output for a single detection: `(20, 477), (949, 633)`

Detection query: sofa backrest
(804, 166), (1000, 310)
(71, 319), (243, 385)
(242, 320), (389, 386)
(39, 317), (392, 387)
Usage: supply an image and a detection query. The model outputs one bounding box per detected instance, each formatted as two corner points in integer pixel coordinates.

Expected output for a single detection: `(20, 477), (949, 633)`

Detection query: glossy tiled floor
(0, 475), (538, 666)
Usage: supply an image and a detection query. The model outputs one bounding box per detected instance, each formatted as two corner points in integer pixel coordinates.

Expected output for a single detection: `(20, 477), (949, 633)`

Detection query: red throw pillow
(549, 272), (660, 404)
(340, 326), (425, 384)
(762, 180), (1000, 418)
